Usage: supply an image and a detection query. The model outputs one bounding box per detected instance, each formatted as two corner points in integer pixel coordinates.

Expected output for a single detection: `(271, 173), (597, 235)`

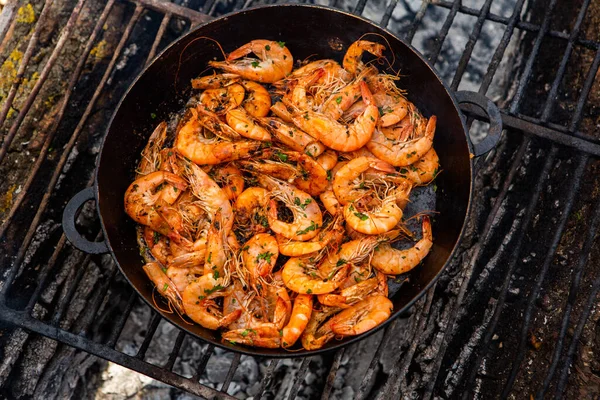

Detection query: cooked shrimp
(210, 40), (293, 83)
(241, 80), (271, 118)
(317, 275), (378, 308)
(182, 274), (240, 330)
(270, 102), (294, 123)
(320, 189), (340, 215)
(343, 194), (402, 235)
(143, 227), (172, 265)
(199, 83), (245, 114)
(166, 265), (205, 292)
(124, 171), (188, 241)
(321, 66), (377, 120)
(234, 187), (270, 234)
(371, 216), (433, 275)
(223, 325), (281, 348)
(282, 257), (349, 295)
(209, 164), (245, 201)
(319, 161), (347, 215)
(301, 307), (338, 350)
(143, 262), (184, 315)
(288, 68), (325, 111)
(259, 117), (325, 157)
(343, 40), (386, 75)
(282, 294), (313, 348)
(259, 175), (323, 241)
(315, 150), (338, 171)
(137, 121), (167, 177)
(396, 148), (440, 185)
(191, 73), (240, 89)
(261, 149), (329, 196)
(241, 233), (279, 280)
(277, 215), (344, 257)
(184, 160), (234, 232)
(375, 92), (410, 127)
(174, 109), (260, 165)
(332, 156), (395, 205)
(169, 247), (207, 269)
(226, 108), (272, 141)
(328, 295), (393, 335)
(318, 235), (383, 278)
(366, 115), (436, 167)
(273, 59), (351, 91)
(291, 81), (378, 152)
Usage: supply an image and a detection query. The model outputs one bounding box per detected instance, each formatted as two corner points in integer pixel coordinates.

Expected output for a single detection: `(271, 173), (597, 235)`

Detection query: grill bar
(24, 235), (68, 313)
(164, 329), (186, 371)
(0, 0), (54, 131)
(356, 319), (398, 400)
(50, 252), (93, 326)
(0, 305), (235, 400)
(463, 145), (559, 397)
(0, 0), (86, 166)
(146, 12), (172, 67)
(0, 0), (116, 240)
(79, 265), (118, 336)
(500, 154), (588, 397)
(136, 312), (162, 359)
(0, 5), (143, 301)
(134, 0), (210, 24)
(540, 0), (591, 122)
(449, 0), (492, 91)
(428, 0), (461, 63)
(192, 343), (215, 381)
(321, 349), (345, 399)
(381, 288), (435, 400)
(535, 175), (600, 398)
(432, 0), (600, 51)
(220, 353), (241, 393)
(106, 291), (137, 347)
(555, 201), (600, 397)
(288, 357), (312, 400)
(256, 359), (279, 398)
(510, 0), (557, 113)
(569, 48), (600, 133)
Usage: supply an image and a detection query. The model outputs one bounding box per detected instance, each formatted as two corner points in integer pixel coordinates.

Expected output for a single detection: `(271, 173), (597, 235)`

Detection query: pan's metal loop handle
(62, 187), (109, 254)
(455, 91), (503, 157)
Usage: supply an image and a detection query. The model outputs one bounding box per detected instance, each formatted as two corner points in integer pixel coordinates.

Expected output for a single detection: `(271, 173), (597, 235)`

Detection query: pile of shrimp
(124, 38), (439, 350)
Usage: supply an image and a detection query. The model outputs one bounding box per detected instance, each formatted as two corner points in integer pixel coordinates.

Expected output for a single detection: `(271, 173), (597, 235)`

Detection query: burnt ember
(0, 0), (600, 399)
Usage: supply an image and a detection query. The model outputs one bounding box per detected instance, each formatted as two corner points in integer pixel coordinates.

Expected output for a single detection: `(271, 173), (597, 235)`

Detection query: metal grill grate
(1, 0), (599, 398)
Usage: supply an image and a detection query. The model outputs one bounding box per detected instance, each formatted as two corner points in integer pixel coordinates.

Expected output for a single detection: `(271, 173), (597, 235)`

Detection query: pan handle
(62, 187), (109, 254)
(455, 91), (503, 157)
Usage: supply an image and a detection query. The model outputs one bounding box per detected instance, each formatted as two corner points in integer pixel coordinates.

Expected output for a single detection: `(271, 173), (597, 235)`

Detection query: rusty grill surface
(1, 0), (600, 398)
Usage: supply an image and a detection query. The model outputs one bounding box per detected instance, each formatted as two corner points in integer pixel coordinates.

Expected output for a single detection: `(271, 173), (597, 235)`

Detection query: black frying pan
(62, 4), (502, 357)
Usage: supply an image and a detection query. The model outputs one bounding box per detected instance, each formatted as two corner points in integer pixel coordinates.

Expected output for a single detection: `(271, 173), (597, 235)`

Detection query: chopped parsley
(277, 41), (285, 47)
(162, 283), (169, 292)
(256, 251), (275, 264)
(354, 212), (369, 221)
(265, 45), (271, 51)
(150, 112), (157, 119)
(306, 289), (312, 294)
(294, 197), (312, 210)
(251, 61), (260, 68)
(213, 270), (219, 279)
(153, 231), (160, 243)
(335, 96), (342, 105)
(204, 284), (224, 295)
(275, 151), (288, 162)
(207, 252), (212, 263)
(296, 221), (318, 235)
(327, 170), (332, 181)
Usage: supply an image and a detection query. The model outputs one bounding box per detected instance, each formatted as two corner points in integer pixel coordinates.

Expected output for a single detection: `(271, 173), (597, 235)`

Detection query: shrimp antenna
(176, 37), (228, 91)
(357, 32), (397, 74)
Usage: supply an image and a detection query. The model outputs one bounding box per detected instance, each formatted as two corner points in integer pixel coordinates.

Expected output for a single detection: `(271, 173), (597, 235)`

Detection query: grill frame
(0, 0), (599, 398)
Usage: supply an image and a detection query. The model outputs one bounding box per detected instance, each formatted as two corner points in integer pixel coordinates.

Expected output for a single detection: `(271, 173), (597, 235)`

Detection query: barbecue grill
(1, 0), (599, 399)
